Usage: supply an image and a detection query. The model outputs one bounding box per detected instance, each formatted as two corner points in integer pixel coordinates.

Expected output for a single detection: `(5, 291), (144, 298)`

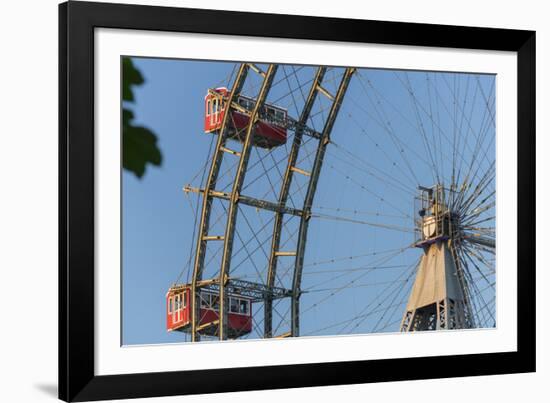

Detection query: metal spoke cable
(400, 72), (441, 184)
(303, 244), (414, 268)
(339, 260), (418, 334)
(313, 205), (410, 220)
(328, 163), (414, 218)
(353, 74), (429, 185)
(328, 141), (417, 197)
(301, 249), (410, 297)
(300, 248), (411, 315)
(310, 212), (414, 233)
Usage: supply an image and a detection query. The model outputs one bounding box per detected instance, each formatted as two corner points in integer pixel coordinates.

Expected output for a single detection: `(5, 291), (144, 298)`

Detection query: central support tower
(401, 185), (474, 331)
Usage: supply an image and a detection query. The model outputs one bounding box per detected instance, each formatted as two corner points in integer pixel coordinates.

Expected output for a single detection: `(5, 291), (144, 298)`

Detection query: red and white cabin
(166, 284), (253, 338)
(204, 87), (288, 149)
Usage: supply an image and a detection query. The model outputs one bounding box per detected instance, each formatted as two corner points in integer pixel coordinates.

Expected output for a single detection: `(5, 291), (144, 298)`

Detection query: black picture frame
(59, 1), (536, 401)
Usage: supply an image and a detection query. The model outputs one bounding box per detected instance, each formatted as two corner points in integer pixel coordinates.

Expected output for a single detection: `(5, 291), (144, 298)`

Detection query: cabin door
(211, 98), (218, 127)
(171, 295), (176, 324)
(176, 294), (181, 323)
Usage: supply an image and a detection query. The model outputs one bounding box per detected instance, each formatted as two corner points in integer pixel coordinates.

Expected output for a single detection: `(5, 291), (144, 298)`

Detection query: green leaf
(123, 112), (163, 178)
(121, 58), (162, 179)
(122, 108), (134, 127)
(122, 57), (144, 102)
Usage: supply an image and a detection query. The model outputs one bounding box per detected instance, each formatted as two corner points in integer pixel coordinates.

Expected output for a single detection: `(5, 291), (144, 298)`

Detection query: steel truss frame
(202, 278), (292, 303)
(190, 63), (355, 341)
(400, 297), (470, 331)
(191, 63), (251, 341)
(290, 67), (355, 336)
(264, 66), (327, 338)
(191, 63), (279, 340)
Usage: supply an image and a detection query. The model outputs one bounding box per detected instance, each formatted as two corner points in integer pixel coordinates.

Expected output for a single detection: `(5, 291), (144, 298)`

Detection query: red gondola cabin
(166, 284), (253, 338)
(204, 87), (288, 149)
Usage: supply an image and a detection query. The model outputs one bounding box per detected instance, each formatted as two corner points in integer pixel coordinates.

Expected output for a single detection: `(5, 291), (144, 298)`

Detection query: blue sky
(122, 57), (496, 345)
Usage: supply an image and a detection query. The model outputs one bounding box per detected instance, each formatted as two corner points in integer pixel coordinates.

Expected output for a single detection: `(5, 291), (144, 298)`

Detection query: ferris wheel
(165, 61), (496, 341)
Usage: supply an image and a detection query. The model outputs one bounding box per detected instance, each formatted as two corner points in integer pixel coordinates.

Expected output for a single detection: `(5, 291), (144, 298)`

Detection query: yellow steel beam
(210, 190), (230, 199)
(230, 101), (251, 115)
(183, 185), (201, 194)
(316, 84), (334, 100)
(202, 235), (224, 241)
(247, 63), (266, 77)
(197, 319), (220, 332)
(220, 146), (241, 157)
(274, 251), (297, 257)
(184, 185), (229, 199)
(274, 331), (292, 338)
(195, 278), (219, 287)
(290, 166), (311, 176)
(207, 88), (225, 98)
